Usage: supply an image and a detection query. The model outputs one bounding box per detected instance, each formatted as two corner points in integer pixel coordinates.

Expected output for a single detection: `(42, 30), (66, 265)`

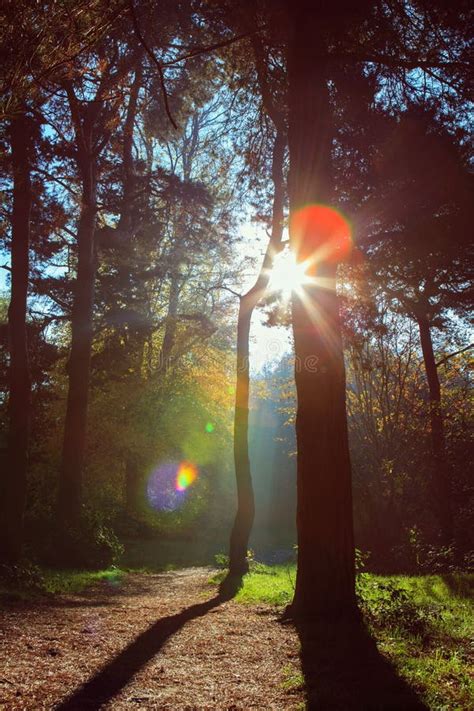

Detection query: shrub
(358, 577), (441, 636)
(0, 561), (45, 593)
(53, 513), (124, 569)
(389, 526), (463, 573)
(214, 552), (229, 569)
(247, 549), (270, 574)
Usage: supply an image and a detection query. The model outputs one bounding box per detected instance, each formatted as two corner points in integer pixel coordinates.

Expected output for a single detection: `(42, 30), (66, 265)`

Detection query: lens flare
(290, 204), (352, 269)
(268, 249), (312, 298)
(205, 422), (215, 433)
(147, 461), (198, 511)
(175, 461), (198, 491)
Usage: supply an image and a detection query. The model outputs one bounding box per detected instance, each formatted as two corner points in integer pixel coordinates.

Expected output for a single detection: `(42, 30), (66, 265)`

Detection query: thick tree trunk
(287, 2), (356, 616)
(417, 314), (453, 543)
(291, 279), (356, 613)
(228, 128), (285, 574)
(0, 113), (33, 564)
(57, 150), (97, 527)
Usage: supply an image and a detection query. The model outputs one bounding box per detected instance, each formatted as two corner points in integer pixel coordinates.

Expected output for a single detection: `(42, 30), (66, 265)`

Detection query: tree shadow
(56, 575), (242, 710)
(293, 613), (429, 710)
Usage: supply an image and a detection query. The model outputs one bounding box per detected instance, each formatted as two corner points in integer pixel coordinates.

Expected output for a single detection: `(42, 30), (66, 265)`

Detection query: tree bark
(118, 58), (143, 234)
(229, 302), (255, 574)
(229, 127), (286, 574)
(159, 272), (181, 375)
(0, 112), (33, 564)
(417, 314), (453, 543)
(287, 2), (356, 616)
(57, 144), (97, 527)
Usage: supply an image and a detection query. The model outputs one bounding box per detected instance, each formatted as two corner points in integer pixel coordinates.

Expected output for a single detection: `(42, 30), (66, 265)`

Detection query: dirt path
(0, 568), (303, 710)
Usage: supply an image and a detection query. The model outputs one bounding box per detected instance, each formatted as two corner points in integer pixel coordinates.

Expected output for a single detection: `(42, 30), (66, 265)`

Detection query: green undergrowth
(42, 566), (125, 594)
(223, 564), (473, 710)
(0, 562), (126, 599)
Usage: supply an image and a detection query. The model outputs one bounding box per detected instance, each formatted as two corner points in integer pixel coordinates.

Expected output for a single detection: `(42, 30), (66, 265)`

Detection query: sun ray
(268, 249), (313, 299)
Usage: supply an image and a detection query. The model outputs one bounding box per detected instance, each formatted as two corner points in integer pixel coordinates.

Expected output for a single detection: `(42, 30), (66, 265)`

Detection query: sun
(268, 249), (311, 298)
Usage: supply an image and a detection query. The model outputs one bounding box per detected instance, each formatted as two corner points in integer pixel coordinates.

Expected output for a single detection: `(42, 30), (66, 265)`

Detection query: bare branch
(127, 0), (177, 130)
(436, 344), (474, 367)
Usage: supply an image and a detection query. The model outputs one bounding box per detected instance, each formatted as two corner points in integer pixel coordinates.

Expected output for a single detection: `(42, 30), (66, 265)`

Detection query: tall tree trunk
(229, 128), (285, 574)
(114, 59), (147, 518)
(287, 2), (355, 616)
(229, 303), (254, 574)
(118, 58), (143, 235)
(159, 272), (181, 375)
(0, 112), (33, 564)
(123, 332), (146, 517)
(417, 314), (453, 543)
(57, 147), (97, 527)
(56, 59), (136, 530)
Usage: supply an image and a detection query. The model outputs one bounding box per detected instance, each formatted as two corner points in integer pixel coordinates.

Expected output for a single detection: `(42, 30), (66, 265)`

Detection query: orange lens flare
(290, 204), (352, 268)
(175, 461), (198, 491)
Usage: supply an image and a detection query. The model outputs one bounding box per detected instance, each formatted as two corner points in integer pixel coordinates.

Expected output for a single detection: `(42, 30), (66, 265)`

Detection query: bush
(392, 526), (464, 573)
(53, 513), (124, 569)
(358, 576), (441, 636)
(214, 552), (229, 569)
(0, 561), (45, 593)
(247, 549), (271, 574)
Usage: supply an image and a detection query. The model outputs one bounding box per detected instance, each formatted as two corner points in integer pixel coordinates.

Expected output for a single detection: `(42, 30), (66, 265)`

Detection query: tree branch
(161, 29), (262, 67)
(436, 343), (473, 367)
(127, 0), (177, 130)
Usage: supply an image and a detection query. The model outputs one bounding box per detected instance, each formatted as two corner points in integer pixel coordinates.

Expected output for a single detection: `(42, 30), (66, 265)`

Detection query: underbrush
(0, 563), (125, 599)
(226, 564), (473, 710)
(42, 566), (125, 594)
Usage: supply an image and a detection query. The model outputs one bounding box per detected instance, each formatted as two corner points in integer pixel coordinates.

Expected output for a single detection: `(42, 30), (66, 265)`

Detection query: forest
(0, 1), (472, 709)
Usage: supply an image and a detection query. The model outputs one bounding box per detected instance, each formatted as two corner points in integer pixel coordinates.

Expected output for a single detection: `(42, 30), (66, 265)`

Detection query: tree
(57, 43), (139, 528)
(343, 287), (432, 564)
(364, 106), (472, 544)
(285, 1), (366, 616)
(228, 127), (285, 574)
(90, 51), (242, 521)
(0, 110), (34, 563)
(251, 0), (471, 615)
(227, 31), (287, 575)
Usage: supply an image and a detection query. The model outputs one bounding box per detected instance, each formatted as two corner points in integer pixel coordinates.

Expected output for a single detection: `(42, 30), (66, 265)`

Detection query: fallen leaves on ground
(0, 568), (303, 710)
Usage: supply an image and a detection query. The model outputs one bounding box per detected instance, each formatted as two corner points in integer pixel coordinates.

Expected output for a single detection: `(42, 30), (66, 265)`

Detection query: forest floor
(0, 567), (304, 710)
(0, 566), (472, 710)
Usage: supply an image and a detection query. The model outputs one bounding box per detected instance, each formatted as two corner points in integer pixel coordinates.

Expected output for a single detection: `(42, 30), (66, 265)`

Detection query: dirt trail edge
(0, 568), (303, 710)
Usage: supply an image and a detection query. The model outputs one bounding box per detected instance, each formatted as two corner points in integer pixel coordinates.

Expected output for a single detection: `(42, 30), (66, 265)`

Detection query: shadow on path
(295, 614), (429, 711)
(56, 575), (242, 710)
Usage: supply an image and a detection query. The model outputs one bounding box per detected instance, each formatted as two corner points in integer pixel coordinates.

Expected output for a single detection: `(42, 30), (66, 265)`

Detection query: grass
(281, 664), (305, 692)
(2, 559), (472, 708)
(0, 564), (126, 599)
(42, 567), (125, 594)
(230, 563), (474, 710)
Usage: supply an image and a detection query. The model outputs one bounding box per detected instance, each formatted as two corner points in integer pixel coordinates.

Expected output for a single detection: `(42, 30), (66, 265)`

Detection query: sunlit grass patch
(0, 564), (126, 600)
(235, 564), (294, 606)
(42, 567), (125, 594)
(231, 564), (473, 709)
